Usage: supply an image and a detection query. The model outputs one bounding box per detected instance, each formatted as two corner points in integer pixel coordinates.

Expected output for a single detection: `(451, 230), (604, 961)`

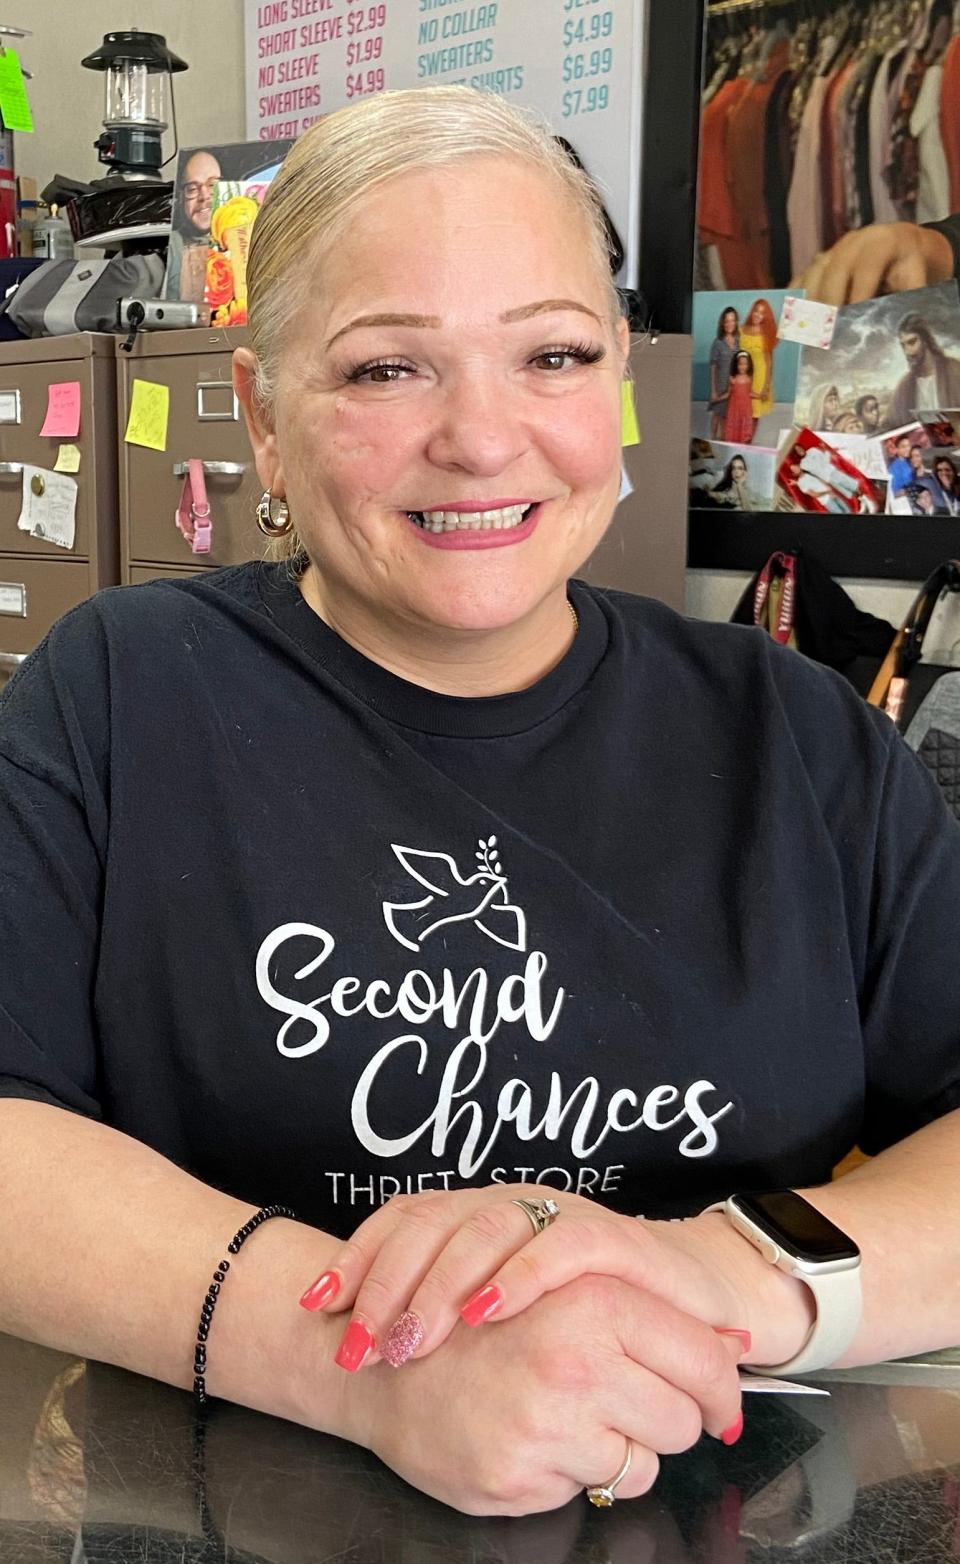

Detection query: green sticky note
(621, 380), (640, 448)
(0, 50), (34, 134)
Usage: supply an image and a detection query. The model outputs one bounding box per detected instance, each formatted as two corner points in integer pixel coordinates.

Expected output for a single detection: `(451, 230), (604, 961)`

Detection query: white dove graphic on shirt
(382, 837), (527, 954)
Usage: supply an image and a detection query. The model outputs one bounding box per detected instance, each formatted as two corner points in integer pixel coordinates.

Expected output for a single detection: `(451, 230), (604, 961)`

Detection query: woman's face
(749, 302), (767, 328)
(825, 389), (839, 417)
(722, 309), (738, 334)
(243, 157), (628, 635)
(731, 457), (747, 481)
(936, 461), (955, 489)
(911, 448), (924, 471)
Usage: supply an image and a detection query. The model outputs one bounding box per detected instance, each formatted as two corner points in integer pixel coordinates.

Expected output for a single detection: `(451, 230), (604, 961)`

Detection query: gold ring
(585, 1440), (632, 1507)
(510, 1196), (560, 1236)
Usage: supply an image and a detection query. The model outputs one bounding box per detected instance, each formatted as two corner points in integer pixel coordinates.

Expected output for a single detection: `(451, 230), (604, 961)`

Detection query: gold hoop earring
(256, 491), (293, 538)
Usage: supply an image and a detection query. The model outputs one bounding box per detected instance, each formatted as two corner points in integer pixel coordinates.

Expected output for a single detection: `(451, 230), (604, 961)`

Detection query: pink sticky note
(40, 381), (81, 439)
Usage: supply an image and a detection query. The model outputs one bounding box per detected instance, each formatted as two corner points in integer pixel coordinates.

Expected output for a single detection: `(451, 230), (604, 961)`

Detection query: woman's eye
(530, 345), (603, 372)
(349, 361), (412, 384)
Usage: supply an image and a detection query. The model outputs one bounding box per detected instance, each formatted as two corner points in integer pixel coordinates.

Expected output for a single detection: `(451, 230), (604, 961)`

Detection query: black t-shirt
(1, 565), (958, 1238)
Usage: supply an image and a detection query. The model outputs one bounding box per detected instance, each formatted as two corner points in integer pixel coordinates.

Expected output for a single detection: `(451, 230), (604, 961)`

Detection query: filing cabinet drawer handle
(0, 461), (24, 474)
(0, 651), (26, 670)
(172, 461), (246, 477)
(196, 382), (239, 421)
(0, 390), (21, 425)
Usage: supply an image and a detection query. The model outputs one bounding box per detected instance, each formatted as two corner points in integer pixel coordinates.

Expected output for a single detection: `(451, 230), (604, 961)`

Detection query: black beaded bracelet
(193, 1203), (296, 1410)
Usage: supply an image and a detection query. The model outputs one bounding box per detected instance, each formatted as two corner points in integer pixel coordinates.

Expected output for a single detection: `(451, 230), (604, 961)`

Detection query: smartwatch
(705, 1190), (862, 1376)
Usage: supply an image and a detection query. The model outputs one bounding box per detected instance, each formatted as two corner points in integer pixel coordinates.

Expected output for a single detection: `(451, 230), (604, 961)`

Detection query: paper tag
(778, 295), (838, 350)
(124, 379), (170, 451)
(618, 464), (634, 503)
(54, 443), (81, 473)
(40, 381), (81, 439)
(741, 1374), (831, 1396)
(16, 465), (77, 550)
(621, 380), (640, 447)
(0, 49), (34, 133)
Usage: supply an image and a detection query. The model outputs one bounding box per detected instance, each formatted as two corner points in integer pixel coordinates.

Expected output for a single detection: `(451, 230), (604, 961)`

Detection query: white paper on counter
(741, 1374), (830, 1396)
(17, 464), (77, 550)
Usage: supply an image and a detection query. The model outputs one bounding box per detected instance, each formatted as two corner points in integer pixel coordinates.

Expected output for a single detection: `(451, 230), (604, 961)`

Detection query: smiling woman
(233, 87), (627, 689)
(1, 84), (960, 1525)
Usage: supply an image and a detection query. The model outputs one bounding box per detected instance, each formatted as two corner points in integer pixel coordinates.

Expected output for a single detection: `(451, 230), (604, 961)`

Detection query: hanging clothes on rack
(726, 37), (792, 288)
(912, 61), (951, 218)
(700, 0), (951, 290)
(698, 74), (756, 286)
(941, 31), (960, 206)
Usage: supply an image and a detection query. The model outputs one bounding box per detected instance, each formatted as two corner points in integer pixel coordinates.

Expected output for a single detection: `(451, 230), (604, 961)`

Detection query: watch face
(734, 1191), (860, 1264)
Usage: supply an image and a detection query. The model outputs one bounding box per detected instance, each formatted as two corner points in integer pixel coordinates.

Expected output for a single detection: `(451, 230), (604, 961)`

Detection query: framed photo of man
(163, 140), (294, 304)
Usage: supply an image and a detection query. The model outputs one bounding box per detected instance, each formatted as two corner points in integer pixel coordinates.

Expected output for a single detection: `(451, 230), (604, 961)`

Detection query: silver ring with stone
(510, 1196), (561, 1237)
(585, 1440), (632, 1507)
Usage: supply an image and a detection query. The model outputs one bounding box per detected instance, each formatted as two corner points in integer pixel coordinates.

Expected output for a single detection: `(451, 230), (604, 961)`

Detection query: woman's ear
(233, 347), (284, 495)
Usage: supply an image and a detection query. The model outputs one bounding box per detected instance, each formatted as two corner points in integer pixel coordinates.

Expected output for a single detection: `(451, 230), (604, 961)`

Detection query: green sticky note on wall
(621, 380), (640, 448)
(0, 50), (33, 134)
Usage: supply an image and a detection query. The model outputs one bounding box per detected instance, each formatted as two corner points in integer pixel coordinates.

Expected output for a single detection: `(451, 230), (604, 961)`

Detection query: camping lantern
(81, 30), (187, 181)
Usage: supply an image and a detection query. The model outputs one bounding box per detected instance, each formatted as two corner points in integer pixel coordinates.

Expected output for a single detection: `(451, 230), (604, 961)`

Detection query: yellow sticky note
(124, 379), (169, 452)
(54, 443), (81, 473)
(621, 380), (640, 448)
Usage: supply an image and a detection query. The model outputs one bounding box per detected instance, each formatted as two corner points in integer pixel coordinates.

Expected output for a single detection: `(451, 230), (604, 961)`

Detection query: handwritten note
(16, 465), (77, 550)
(124, 379), (170, 451)
(40, 381), (81, 439)
(621, 380), (640, 448)
(54, 443), (81, 473)
(0, 49), (34, 134)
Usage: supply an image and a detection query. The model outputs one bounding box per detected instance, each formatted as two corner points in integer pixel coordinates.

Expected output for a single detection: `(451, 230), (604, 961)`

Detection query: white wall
(13, 1), (245, 191)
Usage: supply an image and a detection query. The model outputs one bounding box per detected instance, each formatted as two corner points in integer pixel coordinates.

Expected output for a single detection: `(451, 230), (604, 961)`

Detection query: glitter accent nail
(381, 1311), (425, 1368)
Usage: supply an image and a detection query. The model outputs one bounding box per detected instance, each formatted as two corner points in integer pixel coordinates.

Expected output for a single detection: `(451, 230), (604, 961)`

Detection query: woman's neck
(298, 566), (578, 697)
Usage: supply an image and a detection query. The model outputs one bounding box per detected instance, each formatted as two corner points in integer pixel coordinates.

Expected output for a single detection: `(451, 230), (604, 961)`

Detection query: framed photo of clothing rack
(683, 0), (960, 580)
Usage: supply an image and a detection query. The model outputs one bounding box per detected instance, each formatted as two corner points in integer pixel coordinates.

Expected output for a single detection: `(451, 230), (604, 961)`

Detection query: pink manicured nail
(721, 1412), (744, 1446)
(334, 1319), (376, 1372)
(460, 1284), (503, 1327)
(381, 1311), (425, 1368)
(714, 1328), (752, 1356)
(299, 1270), (340, 1312)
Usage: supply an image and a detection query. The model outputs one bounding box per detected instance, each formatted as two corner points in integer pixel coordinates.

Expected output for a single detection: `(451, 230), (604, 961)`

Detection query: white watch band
(703, 1198), (863, 1376)
(762, 1263), (863, 1375)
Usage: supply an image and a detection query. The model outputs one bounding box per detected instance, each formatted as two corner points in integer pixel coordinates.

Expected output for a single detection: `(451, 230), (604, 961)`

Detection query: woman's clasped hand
(297, 1184), (748, 1513)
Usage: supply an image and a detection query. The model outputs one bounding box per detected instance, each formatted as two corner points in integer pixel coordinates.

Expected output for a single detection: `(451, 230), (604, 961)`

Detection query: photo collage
(690, 280), (960, 519)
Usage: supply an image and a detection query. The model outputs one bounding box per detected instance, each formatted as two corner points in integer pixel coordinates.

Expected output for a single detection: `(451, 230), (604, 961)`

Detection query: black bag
(731, 548), (897, 695)
(0, 254), (164, 337)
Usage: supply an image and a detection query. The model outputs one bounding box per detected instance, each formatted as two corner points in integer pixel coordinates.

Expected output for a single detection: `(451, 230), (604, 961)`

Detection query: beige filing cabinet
(117, 326), (261, 581)
(580, 333), (691, 612)
(0, 333), (119, 684)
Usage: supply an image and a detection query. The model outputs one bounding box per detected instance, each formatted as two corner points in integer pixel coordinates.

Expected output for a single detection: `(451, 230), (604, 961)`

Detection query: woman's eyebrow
(325, 298), (601, 351)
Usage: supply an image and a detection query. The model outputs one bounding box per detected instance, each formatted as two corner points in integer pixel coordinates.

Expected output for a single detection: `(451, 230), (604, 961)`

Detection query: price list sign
(245, 0), (647, 283)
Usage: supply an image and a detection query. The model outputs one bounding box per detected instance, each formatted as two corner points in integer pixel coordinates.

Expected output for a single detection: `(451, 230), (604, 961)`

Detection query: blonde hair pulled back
(247, 85), (623, 559)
